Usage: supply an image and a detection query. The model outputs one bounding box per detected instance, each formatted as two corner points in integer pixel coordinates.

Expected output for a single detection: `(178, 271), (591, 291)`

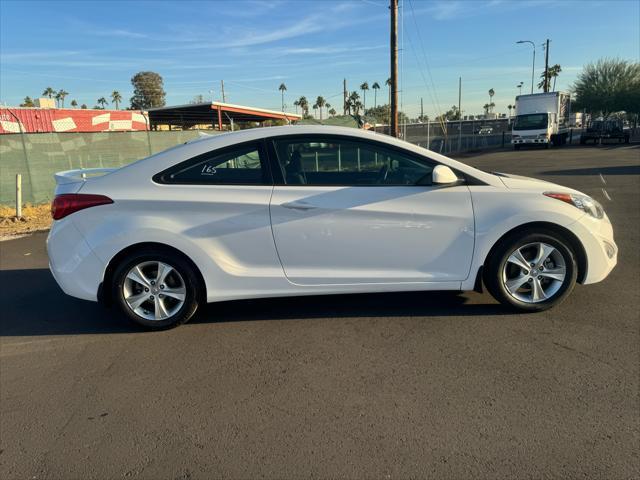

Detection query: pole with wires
(458, 77), (462, 152)
(390, 0), (399, 137)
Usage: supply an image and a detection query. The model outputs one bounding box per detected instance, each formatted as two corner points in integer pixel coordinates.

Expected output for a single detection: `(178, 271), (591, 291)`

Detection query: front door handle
(281, 201), (317, 211)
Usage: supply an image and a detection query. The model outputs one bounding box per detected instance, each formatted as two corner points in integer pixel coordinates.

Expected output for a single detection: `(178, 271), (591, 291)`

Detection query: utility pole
(420, 97), (424, 122)
(458, 77), (462, 151)
(543, 39), (550, 93)
(343, 78), (348, 115)
(390, 0), (399, 137)
(220, 80), (226, 103)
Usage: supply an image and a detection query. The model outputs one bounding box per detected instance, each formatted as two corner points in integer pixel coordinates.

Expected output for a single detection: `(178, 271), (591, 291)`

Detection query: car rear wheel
(484, 232), (577, 312)
(112, 250), (201, 329)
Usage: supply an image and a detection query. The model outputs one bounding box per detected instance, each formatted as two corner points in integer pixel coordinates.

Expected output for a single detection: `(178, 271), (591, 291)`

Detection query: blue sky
(1, 0), (638, 118)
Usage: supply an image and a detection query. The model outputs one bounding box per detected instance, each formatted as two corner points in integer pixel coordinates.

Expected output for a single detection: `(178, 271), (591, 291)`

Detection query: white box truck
(511, 92), (571, 150)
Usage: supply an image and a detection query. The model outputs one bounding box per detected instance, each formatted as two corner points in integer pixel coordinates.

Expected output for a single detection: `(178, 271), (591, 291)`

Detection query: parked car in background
(47, 126), (617, 329)
(580, 118), (630, 144)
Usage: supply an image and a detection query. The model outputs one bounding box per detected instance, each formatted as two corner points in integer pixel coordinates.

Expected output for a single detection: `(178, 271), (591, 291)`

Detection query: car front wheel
(484, 232), (578, 312)
(112, 250), (201, 329)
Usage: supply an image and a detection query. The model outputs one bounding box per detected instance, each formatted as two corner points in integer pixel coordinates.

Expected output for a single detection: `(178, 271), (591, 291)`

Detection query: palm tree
(278, 83), (287, 112)
(507, 104), (513, 118)
(111, 90), (123, 110)
(360, 82), (369, 111)
(315, 96), (326, 120)
(298, 96), (309, 116)
(329, 108), (337, 117)
(488, 89), (495, 112)
(312, 104), (318, 118)
(549, 64), (562, 91)
(372, 82), (380, 108)
(55, 89), (68, 108)
(293, 100), (299, 114)
(70, 99), (78, 108)
(347, 91), (362, 116)
(42, 87), (55, 98)
(97, 97), (108, 109)
(385, 78), (392, 122)
(483, 103), (490, 115)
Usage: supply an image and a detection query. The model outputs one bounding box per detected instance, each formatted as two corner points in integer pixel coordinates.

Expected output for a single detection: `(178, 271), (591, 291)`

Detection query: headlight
(544, 192), (605, 219)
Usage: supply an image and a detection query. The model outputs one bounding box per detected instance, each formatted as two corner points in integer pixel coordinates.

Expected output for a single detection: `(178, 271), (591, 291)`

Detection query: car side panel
(461, 186), (587, 291)
(73, 180), (290, 302)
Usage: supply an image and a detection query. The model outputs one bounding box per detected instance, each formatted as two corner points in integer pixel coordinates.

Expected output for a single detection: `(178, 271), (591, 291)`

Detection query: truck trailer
(511, 92), (571, 150)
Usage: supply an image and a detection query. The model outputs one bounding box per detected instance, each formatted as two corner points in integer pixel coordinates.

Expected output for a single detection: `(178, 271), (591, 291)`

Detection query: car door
(268, 135), (475, 286)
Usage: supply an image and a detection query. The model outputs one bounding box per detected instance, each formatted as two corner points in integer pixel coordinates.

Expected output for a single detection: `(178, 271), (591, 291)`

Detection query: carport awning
(148, 101), (301, 129)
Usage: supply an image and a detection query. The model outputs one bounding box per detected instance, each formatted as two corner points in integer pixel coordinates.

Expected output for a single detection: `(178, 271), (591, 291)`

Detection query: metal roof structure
(147, 101), (302, 130)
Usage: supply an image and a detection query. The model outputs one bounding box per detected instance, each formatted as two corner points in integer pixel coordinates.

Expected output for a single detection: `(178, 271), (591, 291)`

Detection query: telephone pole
(420, 97), (424, 122)
(458, 77), (462, 151)
(390, 0), (399, 137)
(543, 39), (550, 93)
(220, 80), (226, 103)
(343, 78), (348, 115)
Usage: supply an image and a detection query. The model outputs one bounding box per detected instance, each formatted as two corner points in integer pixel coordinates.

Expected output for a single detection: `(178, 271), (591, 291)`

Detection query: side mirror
(432, 165), (459, 185)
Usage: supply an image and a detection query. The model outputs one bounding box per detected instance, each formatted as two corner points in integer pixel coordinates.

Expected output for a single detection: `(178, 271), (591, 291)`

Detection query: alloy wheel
(501, 242), (567, 303)
(123, 261), (186, 321)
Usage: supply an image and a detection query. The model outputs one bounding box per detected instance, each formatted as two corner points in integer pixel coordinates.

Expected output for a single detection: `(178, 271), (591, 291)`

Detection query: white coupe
(47, 126), (617, 329)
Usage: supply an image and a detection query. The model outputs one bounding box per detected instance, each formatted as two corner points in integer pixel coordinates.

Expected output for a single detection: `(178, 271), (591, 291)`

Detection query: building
(0, 107), (149, 134)
(147, 101), (302, 131)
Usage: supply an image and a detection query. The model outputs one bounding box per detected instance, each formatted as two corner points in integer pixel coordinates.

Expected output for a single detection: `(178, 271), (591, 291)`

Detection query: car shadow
(540, 165), (640, 176)
(0, 268), (509, 337)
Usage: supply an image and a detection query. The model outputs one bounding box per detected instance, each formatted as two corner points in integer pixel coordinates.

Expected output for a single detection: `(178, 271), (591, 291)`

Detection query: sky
(1, 0), (638, 119)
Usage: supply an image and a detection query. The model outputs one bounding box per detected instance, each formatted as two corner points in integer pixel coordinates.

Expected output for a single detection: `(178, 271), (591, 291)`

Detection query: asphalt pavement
(1, 144), (638, 479)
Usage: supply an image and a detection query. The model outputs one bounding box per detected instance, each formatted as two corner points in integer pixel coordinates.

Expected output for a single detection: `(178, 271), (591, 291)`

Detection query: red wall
(0, 108), (149, 134)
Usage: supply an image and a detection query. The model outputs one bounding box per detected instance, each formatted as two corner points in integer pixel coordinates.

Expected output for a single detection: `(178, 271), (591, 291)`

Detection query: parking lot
(1, 144), (638, 479)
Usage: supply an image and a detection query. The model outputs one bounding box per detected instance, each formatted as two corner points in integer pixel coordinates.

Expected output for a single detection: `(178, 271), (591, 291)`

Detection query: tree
(70, 99), (78, 108)
(297, 96), (309, 116)
(42, 87), (55, 98)
(81, 104), (88, 109)
(314, 96), (326, 120)
(488, 88), (495, 112)
(328, 108), (337, 117)
(97, 97), (108, 109)
(293, 100), (299, 114)
(507, 104), (514, 117)
(435, 105), (460, 122)
(538, 64), (562, 91)
(20, 96), (35, 107)
(572, 58), (640, 116)
(312, 104), (318, 118)
(371, 81), (380, 108)
(483, 103), (490, 115)
(55, 89), (68, 107)
(360, 82), (369, 111)
(130, 71), (166, 109)
(111, 90), (123, 109)
(278, 83), (287, 111)
(346, 91), (362, 116)
(365, 104), (409, 125)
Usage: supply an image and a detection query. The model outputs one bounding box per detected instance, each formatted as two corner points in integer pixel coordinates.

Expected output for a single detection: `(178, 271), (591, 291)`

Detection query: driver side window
(272, 137), (434, 186)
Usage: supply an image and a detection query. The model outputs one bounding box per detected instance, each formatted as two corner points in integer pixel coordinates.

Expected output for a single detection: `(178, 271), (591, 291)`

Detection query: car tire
(484, 231), (578, 312)
(111, 249), (201, 329)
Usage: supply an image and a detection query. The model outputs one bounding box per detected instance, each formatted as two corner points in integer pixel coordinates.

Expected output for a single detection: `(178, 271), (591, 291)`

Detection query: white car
(47, 126), (617, 329)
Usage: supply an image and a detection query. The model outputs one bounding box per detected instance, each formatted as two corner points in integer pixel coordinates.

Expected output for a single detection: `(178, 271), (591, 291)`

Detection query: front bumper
(567, 214), (617, 284)
(512, 137), (549, 144)
(47, 218), (105, 301)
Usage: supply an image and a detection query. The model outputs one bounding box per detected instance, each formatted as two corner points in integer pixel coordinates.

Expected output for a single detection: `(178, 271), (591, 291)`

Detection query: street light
(516, 40), (536, 94)
(517, 82), (523, 96)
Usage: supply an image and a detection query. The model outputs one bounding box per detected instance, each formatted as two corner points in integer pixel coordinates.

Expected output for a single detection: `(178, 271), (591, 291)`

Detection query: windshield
(514, 113), (549, 131)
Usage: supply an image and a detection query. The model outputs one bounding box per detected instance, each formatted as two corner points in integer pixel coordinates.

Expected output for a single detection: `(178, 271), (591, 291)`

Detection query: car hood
(494, 172), (583, 194)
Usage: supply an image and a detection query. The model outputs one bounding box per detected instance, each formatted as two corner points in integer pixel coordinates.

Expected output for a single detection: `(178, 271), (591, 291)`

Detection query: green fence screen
(0, 131), (215, 204)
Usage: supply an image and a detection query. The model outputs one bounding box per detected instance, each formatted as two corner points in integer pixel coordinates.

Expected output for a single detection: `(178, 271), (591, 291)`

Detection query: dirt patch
(0, 203), (51, 239)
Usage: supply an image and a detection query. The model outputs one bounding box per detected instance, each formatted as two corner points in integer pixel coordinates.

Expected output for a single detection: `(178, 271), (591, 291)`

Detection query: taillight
(51, 194), (113, 220)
